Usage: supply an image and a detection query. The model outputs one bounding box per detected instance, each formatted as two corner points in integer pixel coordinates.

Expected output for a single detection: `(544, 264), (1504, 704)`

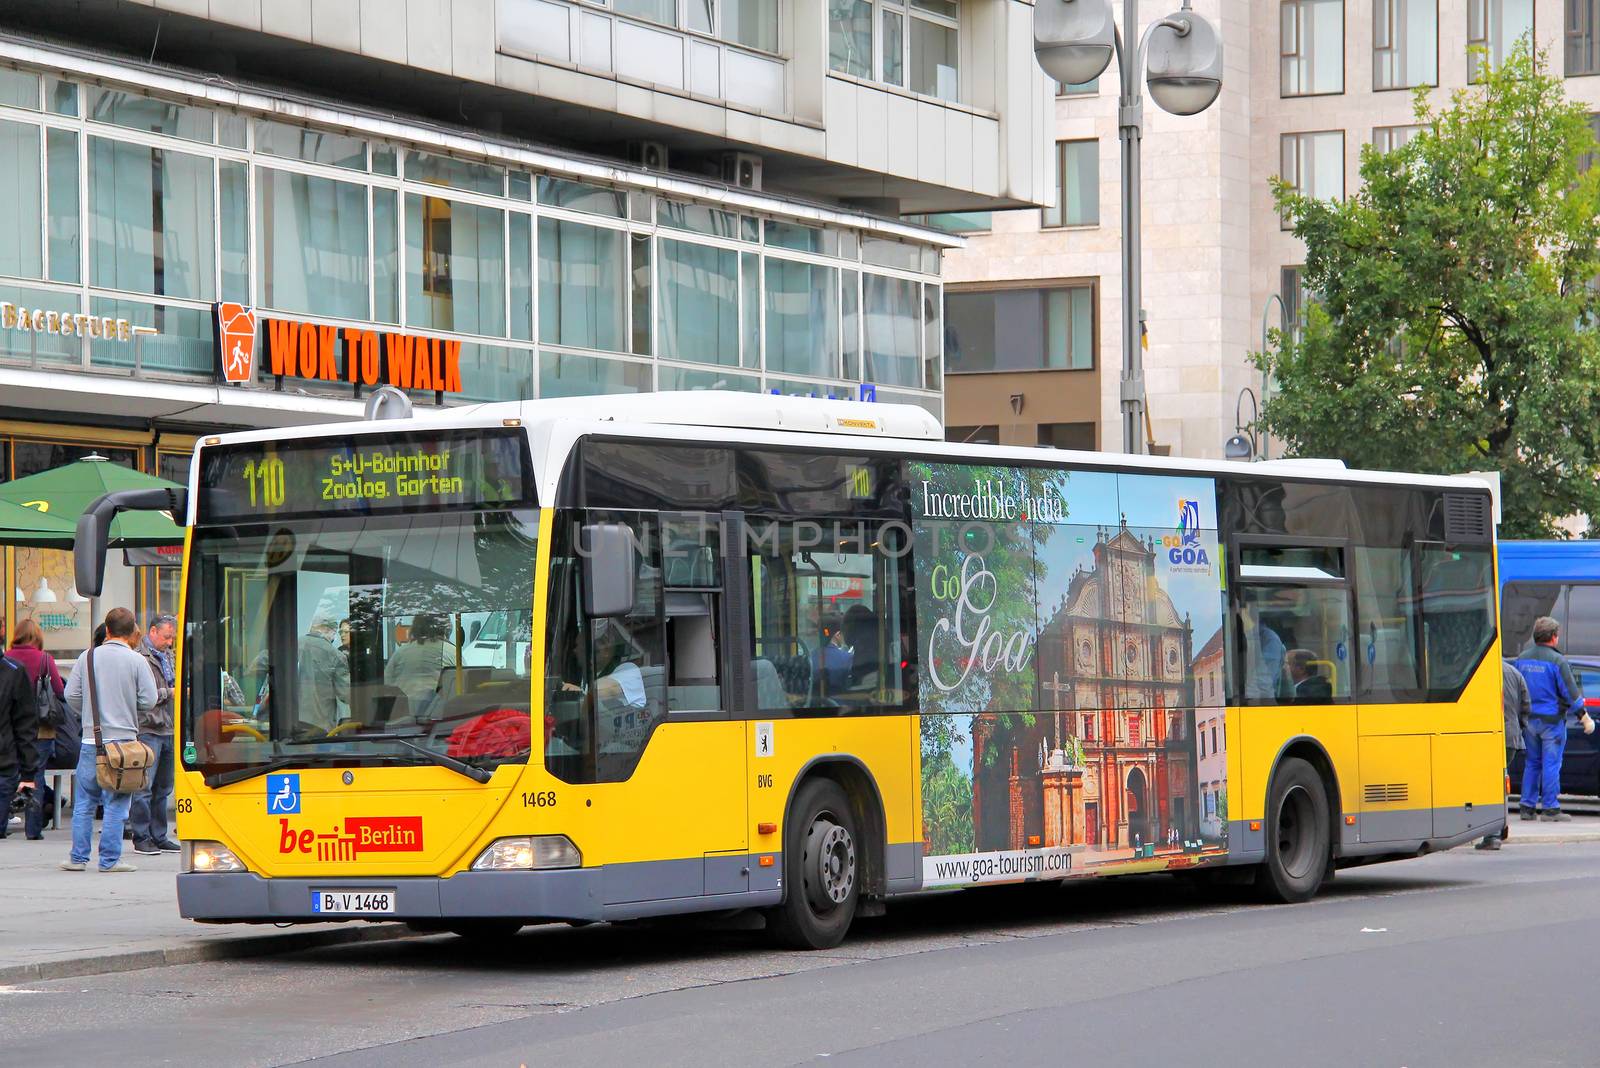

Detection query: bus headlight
(471, 835), (581, 871)
(184, 840), (247, 874)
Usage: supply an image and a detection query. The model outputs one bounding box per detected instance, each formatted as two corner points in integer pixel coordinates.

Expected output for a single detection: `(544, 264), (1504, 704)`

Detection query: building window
(765, 258), (840, 379)
(944, 285), (1095, 373)
(1042, 140), (1099, 228)
(256, 166), (368, 319)
(1469, 0), (1533, 82)
(89, 137), (215, 301)
(862, 273), (921, 387)
(829, 0), (874, 77)
(539, 218), (629, 353)
(904, 211), (991, 234)
(1281, 266), (1315, 344)
(1569, 0), (1600, 75)
(0, 119), (42, 280)
(1582, 114), (1600, 173)
(1281, 0), (1345, 97)
(613, 0), (778, 52)
(1057, 77), (1099, 96)
(1037, 423), (1096, 451)
(46, 128), (79, 285)
(1374, 0), (1438, 90)
(1279, 131), (1344, 228)
(1372, 124), (1425, 153)
(946, 424), (998, 444)
(658, 237), (743, 367)
(404, 194), (506, 336)
(828, 0), (959, 102)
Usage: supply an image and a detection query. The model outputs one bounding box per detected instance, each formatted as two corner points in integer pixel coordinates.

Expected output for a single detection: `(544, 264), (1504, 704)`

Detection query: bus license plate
(311, 890), (396, 915)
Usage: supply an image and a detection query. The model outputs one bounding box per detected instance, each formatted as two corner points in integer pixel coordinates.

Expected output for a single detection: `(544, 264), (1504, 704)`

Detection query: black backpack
(35, 666), (81, 767)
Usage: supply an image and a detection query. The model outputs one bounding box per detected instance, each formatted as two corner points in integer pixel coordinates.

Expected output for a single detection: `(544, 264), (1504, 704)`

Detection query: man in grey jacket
(1478, 659), (1532, 851)
(61, 608), (157, 872)
(130, 613), (178, 856)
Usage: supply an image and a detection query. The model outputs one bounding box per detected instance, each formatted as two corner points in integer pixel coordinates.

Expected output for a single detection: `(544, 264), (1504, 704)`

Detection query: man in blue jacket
(1514, 616), (1582, 822)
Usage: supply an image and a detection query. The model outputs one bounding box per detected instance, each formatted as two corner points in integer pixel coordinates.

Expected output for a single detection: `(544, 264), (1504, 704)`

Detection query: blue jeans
(1522, 717), (1568, 812)
(128, 733), (174, 845)
(71, 743), (134, 869)
(24, 736), (53, 839)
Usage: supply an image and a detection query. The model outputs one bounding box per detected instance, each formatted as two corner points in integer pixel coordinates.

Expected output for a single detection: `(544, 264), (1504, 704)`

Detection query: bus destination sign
(197, 430), (533, 523)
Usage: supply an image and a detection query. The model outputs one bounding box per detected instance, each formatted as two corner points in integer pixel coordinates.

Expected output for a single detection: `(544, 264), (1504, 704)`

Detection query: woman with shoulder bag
(61, 608), (157, 872)
(6, 619), (65, 840)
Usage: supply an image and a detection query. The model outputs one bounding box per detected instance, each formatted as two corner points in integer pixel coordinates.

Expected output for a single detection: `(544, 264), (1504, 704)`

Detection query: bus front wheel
(767, 778), (859, 950)
(1259, 757), (1331, 904)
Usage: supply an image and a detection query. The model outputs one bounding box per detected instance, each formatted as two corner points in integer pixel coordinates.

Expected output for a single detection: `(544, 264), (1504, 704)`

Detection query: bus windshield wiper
(288, 732), (492, 784)
(204, 752), (343, 789)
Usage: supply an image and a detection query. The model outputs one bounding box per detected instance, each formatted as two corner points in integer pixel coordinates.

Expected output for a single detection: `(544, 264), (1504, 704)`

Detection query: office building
(0, 0), (1051, 644)
(942, 0), (1590, 458)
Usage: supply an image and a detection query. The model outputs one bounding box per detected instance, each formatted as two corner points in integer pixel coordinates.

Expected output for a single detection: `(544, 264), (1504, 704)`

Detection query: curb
(0, 922), (419, 986)
(1506, 833), (1600, 846)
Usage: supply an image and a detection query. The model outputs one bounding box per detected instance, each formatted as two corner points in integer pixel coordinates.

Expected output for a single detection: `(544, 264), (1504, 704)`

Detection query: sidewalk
(0, 831), (411, 985)
(1503, 811), (1600, 846)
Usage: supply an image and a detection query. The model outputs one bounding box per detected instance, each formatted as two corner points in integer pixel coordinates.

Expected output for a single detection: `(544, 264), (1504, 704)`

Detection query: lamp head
(1032, 0), (1115, 87)
(1146, 11), (1223, 116)
(1223, 434), (1255, 462)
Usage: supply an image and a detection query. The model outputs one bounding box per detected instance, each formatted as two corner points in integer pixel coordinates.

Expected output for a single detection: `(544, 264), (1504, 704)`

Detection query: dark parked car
(1509, 656), (1600, 799)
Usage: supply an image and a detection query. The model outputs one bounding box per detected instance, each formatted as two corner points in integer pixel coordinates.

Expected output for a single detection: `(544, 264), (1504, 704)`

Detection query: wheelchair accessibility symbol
(267, 773), (301, 815)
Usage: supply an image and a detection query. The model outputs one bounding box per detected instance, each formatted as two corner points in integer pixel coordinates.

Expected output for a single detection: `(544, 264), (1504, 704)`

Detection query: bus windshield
(181, 509), (539, 785)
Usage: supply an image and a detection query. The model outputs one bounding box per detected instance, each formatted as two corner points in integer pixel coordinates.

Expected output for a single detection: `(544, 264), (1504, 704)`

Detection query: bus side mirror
(75, 488), (188, 598)
(580, 523), (637, 618)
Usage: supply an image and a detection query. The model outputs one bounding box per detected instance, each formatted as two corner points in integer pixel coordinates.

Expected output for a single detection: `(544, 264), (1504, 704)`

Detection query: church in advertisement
(970, 519), (1216, 859)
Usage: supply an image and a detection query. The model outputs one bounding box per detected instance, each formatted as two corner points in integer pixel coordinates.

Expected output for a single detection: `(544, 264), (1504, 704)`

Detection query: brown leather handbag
(86, 646), (155, 794)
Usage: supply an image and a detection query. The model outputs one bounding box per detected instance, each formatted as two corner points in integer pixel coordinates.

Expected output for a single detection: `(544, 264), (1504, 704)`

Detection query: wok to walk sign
(214, 304), (464, 394)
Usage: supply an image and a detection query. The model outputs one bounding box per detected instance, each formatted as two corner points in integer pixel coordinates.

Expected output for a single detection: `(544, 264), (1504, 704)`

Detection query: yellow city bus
(75, 393), (1505, 949)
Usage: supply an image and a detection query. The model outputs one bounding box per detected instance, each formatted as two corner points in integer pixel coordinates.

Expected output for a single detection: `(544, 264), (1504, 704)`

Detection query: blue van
(1500, 541), (1600, 798)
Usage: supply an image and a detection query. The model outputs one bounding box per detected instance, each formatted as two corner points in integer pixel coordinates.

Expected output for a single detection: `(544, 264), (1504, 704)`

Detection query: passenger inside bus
(1240, 599), (1287, 701)
(1286, 649), (1332, 703)
(385, 613), (458, 716)
(811, 614), (853, 691)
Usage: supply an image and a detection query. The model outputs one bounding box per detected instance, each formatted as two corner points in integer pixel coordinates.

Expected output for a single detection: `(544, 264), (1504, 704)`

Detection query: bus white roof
(202, 391), (1492, 498)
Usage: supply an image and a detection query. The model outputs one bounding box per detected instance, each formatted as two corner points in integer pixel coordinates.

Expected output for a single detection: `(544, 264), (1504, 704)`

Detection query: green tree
(1262, 44), (1600, 537)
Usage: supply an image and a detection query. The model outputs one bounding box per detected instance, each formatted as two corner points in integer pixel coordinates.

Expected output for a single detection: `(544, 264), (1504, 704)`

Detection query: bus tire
(767, 778), (859, 950)
(1258, 756), (1331, 904)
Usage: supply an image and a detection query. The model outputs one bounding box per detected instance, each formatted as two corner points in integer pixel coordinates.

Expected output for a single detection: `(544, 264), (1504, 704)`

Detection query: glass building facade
(0, 61), (946, 417)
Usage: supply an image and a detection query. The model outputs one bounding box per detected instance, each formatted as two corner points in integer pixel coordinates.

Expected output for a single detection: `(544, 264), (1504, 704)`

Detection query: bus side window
(1234, 545), (1351, 706)
(747, 519), (914, 715)
(661, 513), (722, 713)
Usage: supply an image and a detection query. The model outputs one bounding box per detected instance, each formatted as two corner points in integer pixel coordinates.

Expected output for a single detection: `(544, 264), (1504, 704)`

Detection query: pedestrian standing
(1478, 659), (1530, 850)
(130, 613), (179, 855)
(1513, 616), (1582, 822)
(61, 608), (157, 872)
(6, 619), (65, 840)
(0, 634), (38, 838)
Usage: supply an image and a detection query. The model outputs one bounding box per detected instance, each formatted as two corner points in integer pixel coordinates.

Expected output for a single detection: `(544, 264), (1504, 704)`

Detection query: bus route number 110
(241, 457), (286, 508)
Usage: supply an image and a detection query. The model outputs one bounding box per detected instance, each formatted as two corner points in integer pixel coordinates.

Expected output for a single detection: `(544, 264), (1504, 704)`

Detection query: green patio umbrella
(0, 497), (76, 545)
(0, 456), (184, 548)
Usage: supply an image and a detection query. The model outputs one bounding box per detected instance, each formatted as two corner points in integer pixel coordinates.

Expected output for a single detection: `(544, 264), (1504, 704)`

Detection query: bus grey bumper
(177, 869), (604, 923)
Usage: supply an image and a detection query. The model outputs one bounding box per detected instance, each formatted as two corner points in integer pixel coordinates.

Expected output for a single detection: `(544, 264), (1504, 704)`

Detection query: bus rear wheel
(1259, 756), (1331, 904)
(767, 779), (859, 950)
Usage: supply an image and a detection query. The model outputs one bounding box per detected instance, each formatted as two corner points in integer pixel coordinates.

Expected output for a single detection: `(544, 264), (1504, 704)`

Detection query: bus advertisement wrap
(911, 462), (1230, 885)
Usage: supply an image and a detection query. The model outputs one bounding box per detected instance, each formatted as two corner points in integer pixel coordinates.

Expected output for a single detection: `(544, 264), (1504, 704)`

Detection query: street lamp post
(1033, 0), (1224, 455)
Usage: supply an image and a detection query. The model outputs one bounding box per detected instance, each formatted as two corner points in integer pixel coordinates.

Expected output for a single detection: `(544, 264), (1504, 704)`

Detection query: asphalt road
(5, 844), (1595, 1067)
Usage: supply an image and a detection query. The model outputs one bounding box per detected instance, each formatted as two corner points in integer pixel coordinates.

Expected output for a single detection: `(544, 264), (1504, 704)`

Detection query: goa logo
(1177, 499), (1201, 548)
